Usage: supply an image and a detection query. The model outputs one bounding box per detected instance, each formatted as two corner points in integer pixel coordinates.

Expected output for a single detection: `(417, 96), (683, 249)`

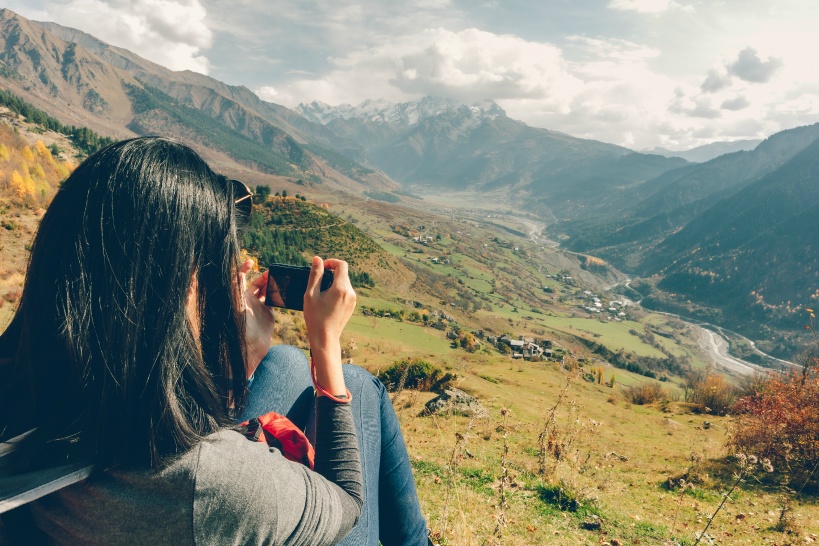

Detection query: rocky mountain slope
(0, 9), (392, 192)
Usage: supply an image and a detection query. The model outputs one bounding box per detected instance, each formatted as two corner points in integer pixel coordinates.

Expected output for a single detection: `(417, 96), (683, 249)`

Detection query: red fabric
(239, 412), (315, 470)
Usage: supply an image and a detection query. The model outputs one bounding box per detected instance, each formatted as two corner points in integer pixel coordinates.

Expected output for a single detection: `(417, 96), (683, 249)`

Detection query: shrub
(377, 357), (456, 393)
(349, 270), (375, 288)
(622, 383), (666, 405)
(684, 372), (736, 415)
(731, 370), (819, 489)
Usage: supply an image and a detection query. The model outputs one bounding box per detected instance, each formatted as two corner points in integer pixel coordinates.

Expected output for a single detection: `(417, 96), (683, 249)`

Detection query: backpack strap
(0, 429), (91, 514)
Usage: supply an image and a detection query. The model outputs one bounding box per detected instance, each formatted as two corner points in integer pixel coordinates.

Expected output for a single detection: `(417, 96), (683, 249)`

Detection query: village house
(509, 338), (546, 360)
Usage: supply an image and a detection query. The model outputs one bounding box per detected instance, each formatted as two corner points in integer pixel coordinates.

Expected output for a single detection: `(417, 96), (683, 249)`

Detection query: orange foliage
(34, 140), (49, 157)
(731, 368), (819, 484)
(20, 145), (34, 162)
(0, 123), (67, 206)
(686, 373), (736, 415)
(9, 170), (29, 199)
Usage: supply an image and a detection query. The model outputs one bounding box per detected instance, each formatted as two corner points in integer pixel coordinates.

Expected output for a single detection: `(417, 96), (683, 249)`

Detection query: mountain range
(559, 122), (819, 265)
(0, 9), (389, 191)
(298, 98), (688, 217)
(2, 7), (818, 355)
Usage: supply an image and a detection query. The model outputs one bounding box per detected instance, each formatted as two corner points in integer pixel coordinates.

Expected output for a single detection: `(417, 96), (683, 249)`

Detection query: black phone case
(264, 264), (334, 311)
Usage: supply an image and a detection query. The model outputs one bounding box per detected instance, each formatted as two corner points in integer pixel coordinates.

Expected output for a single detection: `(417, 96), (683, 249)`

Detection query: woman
(0, 137), (361, 545)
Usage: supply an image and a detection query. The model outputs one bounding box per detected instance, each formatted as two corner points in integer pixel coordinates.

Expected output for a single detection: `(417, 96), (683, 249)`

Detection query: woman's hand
(240, 260), (275, 378)
(303, 256), (356, 397)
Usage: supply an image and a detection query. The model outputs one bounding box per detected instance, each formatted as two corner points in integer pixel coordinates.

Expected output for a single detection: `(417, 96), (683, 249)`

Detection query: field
(311, 191), (819, 545)
(344, 315), (819, 545)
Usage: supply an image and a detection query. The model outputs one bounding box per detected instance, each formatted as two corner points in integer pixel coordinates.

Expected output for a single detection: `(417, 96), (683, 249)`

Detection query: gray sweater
(4, 399), (362, 545)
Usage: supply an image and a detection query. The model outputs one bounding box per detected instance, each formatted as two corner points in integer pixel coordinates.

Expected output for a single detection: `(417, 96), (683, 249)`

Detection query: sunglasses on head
(229, 179), (253, 220)
(217, 176), (253, 225)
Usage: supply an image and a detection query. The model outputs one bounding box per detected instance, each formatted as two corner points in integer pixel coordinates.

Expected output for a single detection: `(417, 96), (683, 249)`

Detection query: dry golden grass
(383, 356), (819, 545)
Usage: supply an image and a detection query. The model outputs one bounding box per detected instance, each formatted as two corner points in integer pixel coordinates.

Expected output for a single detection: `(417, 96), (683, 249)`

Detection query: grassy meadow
(346, 312), (819, 545)
(320, 193), (819, 545)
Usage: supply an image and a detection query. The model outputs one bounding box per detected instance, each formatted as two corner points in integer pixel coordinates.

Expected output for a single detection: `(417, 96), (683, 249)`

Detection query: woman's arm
(196, 257), (362, 545)
(313, 398), (363, 541)
(303, 257), (356, 398)
(304, 256), (363, 537)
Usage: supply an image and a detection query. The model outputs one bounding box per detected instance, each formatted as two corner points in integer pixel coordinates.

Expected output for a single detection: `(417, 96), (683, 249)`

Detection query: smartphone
(265, 263), (334, 311)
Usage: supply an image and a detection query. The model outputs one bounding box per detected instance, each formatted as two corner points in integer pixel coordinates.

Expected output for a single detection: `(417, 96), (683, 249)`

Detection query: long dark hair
(0, 137), (247, 470)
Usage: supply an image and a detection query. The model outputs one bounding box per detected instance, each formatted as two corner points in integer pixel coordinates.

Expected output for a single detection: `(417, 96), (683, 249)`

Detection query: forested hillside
(559, 122), (819, 269)
(0, 108), (83, 327)
(640, 136), (819, 355)
(243, 194), (405, 290)
(0, 121), (74, 207)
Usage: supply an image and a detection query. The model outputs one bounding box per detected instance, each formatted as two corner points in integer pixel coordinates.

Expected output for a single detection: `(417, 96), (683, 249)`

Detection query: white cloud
(32, 0), (213, 73)
(272, 28), (584, 110)
(567, 36), (660, 62)
(255, 86), (280, 102)
(606, 0), (693, 14)
(701, 69), (731, 93)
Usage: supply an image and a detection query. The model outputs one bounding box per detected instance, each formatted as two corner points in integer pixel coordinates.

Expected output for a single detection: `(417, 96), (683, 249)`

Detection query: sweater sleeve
(313, 398), (364, 543)
(193, 403), (362, 546)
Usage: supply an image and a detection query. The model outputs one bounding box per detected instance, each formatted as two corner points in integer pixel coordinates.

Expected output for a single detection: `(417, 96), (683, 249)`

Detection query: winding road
(696, 327), (766, 376)
(620, 284), (797, 375)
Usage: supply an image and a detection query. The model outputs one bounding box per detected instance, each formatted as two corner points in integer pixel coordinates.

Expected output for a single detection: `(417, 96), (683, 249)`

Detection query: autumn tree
(20, 145), (34, 162)
(9, 170), (29, 199)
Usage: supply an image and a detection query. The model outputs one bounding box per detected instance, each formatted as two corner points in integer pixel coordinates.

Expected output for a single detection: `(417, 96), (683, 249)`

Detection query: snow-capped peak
(296, 96), (505, 127)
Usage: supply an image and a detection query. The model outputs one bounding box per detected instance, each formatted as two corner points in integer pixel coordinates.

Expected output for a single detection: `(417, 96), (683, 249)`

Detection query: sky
(7, 0), (819, 150)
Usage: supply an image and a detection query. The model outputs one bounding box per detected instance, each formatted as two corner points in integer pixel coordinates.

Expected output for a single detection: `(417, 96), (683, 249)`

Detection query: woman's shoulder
(192, 429), (315, 544)
(195, 428), (288, 481)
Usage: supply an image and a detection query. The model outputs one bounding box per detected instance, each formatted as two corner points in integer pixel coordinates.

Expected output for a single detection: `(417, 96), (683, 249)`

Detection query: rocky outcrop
(422, 388), (486, 417)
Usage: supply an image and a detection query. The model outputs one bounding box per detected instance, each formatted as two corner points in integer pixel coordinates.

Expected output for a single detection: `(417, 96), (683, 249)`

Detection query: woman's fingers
(320, 258), (351, 291)
(306, 256), (325, 295)
(249, 271), (268, 302)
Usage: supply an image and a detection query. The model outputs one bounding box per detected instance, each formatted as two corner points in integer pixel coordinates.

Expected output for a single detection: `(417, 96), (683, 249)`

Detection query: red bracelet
(310, 356), (352, 404)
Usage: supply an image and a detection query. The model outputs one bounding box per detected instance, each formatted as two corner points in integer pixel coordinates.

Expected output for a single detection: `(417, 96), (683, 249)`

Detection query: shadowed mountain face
(0, 9), (392, 190)
(649, 136), (819, 336)
(558, 122), (819, 270)
(298, 98), (688, 216)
